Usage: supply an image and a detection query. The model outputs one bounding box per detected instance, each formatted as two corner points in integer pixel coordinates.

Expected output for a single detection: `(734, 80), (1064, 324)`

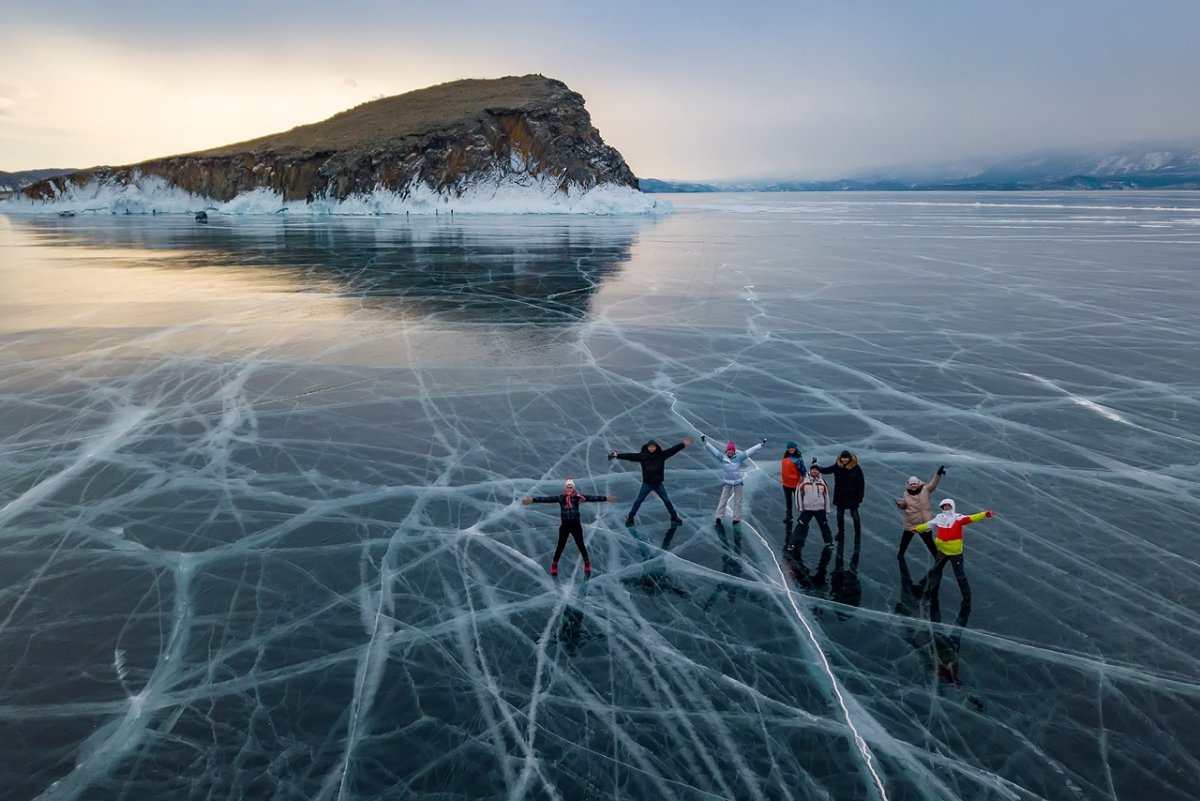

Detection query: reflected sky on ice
(2, 194), (1200, 801)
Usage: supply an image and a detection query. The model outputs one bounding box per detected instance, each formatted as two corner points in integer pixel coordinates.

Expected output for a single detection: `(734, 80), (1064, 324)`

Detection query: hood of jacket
(835, 451), (858, 470)
(640, 440), (661, 454)
(928, 499), (959, 529)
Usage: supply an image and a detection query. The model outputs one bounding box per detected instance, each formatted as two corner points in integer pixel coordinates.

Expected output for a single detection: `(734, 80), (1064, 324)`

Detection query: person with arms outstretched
(609, 437), (693, 525)
(702, 435), (765, 524)
(895, 466), (945, 559)
(914, 498), (996, 616)
(522, 478), (615, 575)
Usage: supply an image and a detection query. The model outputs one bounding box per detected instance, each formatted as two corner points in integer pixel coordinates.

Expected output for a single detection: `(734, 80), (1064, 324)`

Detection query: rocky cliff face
(20, 75), (642, 207)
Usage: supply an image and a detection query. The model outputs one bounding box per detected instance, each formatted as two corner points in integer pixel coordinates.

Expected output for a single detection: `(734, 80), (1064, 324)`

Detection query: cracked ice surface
(2, 192), (1200, 801)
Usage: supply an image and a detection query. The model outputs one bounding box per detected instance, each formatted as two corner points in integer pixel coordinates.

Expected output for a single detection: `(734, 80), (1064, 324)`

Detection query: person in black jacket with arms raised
(609, 437), (693, 526)
(820, 450), (865, 542)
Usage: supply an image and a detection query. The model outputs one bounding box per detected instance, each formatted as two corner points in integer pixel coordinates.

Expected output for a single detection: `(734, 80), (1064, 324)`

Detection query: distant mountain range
(0, 168), (77, 193)
(642, 142), (1200, 192)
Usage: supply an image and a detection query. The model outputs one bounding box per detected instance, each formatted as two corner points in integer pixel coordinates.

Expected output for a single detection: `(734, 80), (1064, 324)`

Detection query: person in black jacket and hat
(609, 437), (693, 525)
(819, 450), (865, 542)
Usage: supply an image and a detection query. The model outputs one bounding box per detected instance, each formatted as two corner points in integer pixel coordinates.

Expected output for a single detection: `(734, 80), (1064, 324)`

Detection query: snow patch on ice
(0, 173), (671, 216)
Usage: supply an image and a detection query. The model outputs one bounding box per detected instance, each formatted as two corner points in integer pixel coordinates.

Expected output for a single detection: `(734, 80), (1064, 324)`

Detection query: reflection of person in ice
(780, 441), (804, 523)
(895, 467), (945, 560)
(701, 435), (765, 524)
(704, 520), (768, 610)
(914, 498), (996, 616)
(829, 524), (862, 612)
(522, 478), (615, 575)
(608, 437), (692, 526)
(818, 450), (865, 543)
(714, 520), (743, 580)
(897, 558), (982, 706)
(555, 574), (597, 657)
(786, 511), (833, 592)
(623, 523), (687, 597)
(917, 611), (975, 696)
(924, 587), (979, 704)
(787, 462), (833, 552)
(894, 556), (922, 618)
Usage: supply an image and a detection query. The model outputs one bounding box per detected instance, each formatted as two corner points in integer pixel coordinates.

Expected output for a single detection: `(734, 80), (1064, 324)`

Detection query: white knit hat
(564, 478), (575, 489)
(906, 475), (921, 486)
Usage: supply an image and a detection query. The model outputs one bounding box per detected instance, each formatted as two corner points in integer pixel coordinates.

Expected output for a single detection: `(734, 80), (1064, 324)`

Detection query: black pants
(792, 509), (832, 548)
(553, 520), (589, 562)
(782, 486), (795, 519)
(836, 505), (861, 538)
(898, 528), (938, 559)
(923, 553), (971, 616)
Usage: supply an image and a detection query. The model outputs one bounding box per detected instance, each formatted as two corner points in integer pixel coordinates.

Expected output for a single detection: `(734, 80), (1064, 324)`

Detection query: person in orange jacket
(780, 441), (804, 522)
(914, 499), (996, 614)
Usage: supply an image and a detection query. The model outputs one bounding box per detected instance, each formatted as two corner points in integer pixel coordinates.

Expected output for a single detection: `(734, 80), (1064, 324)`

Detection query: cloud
(1, 2), (1198, 176)
(0, 82), (39, 115)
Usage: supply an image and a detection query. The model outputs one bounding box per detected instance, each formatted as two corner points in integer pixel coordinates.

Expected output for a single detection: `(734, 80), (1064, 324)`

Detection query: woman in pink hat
(523, 478), (615, 575)
(701, 435), (765, 524)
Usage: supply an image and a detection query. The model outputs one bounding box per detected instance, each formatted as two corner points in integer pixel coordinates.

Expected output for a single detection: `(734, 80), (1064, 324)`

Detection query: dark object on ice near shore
(194, 211), (207, 222)
(19, 75), (640, 205)
(57, 210), (75, 217)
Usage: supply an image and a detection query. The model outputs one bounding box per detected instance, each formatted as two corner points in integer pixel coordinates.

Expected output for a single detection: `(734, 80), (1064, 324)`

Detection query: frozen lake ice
(1, 193), (1199, 800)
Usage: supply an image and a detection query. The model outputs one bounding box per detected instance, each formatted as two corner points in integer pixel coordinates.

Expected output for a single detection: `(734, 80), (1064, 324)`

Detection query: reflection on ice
(2, 193), (1200, 800)
(622, 523), (688, 598)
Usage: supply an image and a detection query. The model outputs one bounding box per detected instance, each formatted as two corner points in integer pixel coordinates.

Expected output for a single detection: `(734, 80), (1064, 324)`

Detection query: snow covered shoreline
(0, 174), (670, 217)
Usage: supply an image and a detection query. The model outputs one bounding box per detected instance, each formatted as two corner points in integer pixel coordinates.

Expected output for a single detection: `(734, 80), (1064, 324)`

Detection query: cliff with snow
(7, 75), (664, 215)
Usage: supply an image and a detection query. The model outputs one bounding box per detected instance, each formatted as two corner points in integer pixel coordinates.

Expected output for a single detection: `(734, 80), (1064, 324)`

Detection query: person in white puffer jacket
(702, 435), (765, 524)
(788, 461), (833, 553)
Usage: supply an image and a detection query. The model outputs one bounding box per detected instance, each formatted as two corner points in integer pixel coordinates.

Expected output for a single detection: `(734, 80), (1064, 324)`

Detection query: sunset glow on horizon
(4, 0), (1199, 180)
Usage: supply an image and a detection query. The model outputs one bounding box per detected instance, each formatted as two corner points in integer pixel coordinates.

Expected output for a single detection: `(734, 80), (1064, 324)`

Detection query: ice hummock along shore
(0, 171), (671, 216)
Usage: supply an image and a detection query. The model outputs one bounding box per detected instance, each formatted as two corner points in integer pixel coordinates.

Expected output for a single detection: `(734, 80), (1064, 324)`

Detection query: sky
(2, 0), (1199, 180)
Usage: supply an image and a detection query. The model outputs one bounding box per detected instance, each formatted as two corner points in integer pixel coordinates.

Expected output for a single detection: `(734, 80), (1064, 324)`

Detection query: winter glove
(760, 438), (767, 445)
(700, 434), (706, 442)
(937, 465), (946, 476)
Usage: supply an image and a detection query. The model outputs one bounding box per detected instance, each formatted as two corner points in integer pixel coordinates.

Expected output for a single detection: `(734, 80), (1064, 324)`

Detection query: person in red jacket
(914, 499), (996, 614)
(780, 441), (804, 522)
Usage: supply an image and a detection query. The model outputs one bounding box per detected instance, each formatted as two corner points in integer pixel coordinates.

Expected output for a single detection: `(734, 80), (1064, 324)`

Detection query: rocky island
(7, 75), (663, 215)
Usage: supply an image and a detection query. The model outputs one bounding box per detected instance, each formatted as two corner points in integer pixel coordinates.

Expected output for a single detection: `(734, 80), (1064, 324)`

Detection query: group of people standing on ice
(521, 435), (994, 605)
(779, 443), (865, 551)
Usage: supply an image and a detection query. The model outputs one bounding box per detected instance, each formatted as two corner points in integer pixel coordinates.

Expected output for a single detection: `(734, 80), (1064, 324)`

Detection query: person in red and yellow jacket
(913, 499), (995, 612)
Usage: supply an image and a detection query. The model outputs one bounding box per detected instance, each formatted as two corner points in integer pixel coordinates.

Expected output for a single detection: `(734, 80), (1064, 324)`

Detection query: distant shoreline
(640, 179), (1200, 193)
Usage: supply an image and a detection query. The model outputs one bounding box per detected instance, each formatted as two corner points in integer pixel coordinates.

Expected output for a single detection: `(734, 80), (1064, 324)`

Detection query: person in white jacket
(788, 461), (833, 552)
(702, 435), (765, 524)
